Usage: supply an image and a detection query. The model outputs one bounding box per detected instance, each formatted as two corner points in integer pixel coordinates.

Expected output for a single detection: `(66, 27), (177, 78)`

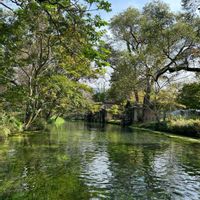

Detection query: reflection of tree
(150, 141), (200, 199)
(0, 123), (91, 199)
(109, 137), (200, 200)
(179, 143), (200, 173)
(85, 122), (107, 133)
(105, 131), (173, 199)
(0, 122), (199, 199)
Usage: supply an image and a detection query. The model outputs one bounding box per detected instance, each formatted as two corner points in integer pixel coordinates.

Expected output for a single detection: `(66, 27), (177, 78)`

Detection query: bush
(140, 118), (200, 138)
(0, 111), (23, 137)
(48, 116), (65, 126)
(28, 118), (47, 131)
(108, 105), (120, 115)
(0, 127), (11, 137)
(168, 118), (200, 137)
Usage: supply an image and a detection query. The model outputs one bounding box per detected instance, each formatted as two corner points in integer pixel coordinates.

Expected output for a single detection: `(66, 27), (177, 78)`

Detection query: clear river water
(0, 121), (200, 200)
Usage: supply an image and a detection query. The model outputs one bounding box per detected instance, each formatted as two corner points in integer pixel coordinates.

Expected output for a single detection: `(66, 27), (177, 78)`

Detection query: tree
(109, 1), (200, 120)
(177, 82), (200, 109)
(108, 51), (143, 103)
(0, 0), (111, 130)
(109, 7), (146, 104)
(152, 83), (184, 121)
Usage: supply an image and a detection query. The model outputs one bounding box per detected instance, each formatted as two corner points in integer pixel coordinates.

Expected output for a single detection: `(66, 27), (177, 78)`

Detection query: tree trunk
(24, 107), (42, 130)
(134, 89), (139, 104)
(142, 74), (152, 122)
(24, 76), (42, 130)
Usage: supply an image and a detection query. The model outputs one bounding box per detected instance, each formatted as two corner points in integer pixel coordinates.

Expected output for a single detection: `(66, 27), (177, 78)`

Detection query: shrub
(108, 105), (120, 115)
(140, 118), (200, 138)
(28, 118), (47, 131)
(168, 118), (200, 137)
(0, 111), (23, 137)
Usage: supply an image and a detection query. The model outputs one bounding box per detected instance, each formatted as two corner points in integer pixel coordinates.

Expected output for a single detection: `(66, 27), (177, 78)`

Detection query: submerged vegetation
(0, 122), (199, 199)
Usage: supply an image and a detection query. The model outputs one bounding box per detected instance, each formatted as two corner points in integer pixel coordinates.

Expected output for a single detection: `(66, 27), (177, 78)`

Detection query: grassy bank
(138, 118), (200, 138)
(107, 118), (200, 139)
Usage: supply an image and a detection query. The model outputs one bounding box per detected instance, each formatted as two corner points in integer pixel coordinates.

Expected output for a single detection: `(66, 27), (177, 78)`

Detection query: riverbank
(130, 126), (200, 143)
(138, 119), (200, 138)
(0, 112), (23, 138)
(107, 118), (200, 139)
(0, 115), (66, 139)
(2, 116), (200, 141)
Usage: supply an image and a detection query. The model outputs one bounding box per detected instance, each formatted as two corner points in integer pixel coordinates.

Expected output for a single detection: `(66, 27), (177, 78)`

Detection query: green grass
(139, 118), (200, 138)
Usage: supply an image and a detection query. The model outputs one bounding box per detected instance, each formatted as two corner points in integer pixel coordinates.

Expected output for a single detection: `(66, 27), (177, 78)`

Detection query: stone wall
(86, 103), (157, 125)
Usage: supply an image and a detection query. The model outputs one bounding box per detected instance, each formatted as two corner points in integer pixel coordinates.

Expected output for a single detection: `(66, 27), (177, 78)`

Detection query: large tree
(109, 1), (200, 120)
(0, 0), (111, 129)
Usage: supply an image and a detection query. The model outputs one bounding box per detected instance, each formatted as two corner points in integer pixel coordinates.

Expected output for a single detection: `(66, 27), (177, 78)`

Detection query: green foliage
(109, 0), (200, 118)
(140, 118), (200, 138)
(89, 103), (102, 113)
(0, 111), (22, 137)
(0, 0), (111, 130)
(108, 52), (143, 102)
(152, 84), (185, 113)
(108, 105), (120, 115)
(93, 90), (108, 102)
(177, 82), (200, 109)
(168, 118), (200, 137)
(49, 116), (65, 126)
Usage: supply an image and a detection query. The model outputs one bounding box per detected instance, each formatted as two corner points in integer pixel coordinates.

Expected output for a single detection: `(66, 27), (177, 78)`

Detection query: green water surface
(0, 122), (199, 200)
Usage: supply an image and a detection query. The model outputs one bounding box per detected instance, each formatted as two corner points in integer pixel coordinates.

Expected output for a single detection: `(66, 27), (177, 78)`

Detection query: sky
(1, 0), (183, 20)
(98, 0), (182, 20)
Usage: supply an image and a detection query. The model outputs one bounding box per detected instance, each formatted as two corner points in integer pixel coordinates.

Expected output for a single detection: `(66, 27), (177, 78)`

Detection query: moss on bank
(0, 114), (66, 138)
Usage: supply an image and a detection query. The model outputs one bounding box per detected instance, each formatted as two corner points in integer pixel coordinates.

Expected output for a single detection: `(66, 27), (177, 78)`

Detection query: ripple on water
(0, 122), (199, 200)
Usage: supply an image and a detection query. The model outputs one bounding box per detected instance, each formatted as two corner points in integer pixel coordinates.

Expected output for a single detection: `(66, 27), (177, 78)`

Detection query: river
(0, 121), (200, 199)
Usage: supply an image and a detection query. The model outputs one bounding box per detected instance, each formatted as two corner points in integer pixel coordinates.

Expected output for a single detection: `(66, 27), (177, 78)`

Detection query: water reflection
(0, 121), (199, 199)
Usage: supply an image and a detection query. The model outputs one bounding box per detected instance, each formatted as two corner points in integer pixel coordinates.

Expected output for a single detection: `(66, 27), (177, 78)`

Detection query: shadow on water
(0, 121), (199, 200)
(84, 122), (107, 132)
(84, 122), (133, 134)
